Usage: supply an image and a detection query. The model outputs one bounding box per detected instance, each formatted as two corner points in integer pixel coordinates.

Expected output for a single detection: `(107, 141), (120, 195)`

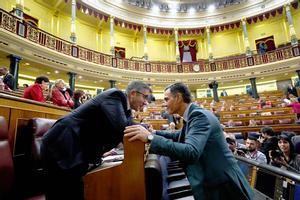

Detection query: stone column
(143, 25), (148, 61)
(68, 72), (77, 92)
(174, 28), (180, 63)
(241, 19), (252, 56)
(250, 77), (259, 99)
(296, 70), (300, 80)
(70, 0), (77, 43)
(206, 27), (213, 61)
(15, 0), (24, 19)
(285, 3), (298, 46)
(109, 80), (116, 88)
(8, 55), (22, 91)
(110, 16), (115, 56)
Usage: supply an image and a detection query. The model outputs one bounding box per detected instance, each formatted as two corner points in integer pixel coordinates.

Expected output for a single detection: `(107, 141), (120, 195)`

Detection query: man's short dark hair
(125, 81), (151, 94)
(165, 82), (192, 104)
(35, 76), (49, 84)
(260, 126), (275, 136)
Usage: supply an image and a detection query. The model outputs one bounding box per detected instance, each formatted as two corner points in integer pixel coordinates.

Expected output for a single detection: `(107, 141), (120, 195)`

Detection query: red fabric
(288, 102), (300, 114)
(23, 84), (45, 102)
(51, 88), (74, 108)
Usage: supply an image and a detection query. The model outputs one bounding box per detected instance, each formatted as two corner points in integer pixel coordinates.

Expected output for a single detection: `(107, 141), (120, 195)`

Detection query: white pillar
(241, 19), (251, 56)
(285, 3), (298, 46)
(143, 25), (148, 61)
(174, 28), (180, 63)
(70, 0), (77, 43)
(206, 27), (213, 61)
(110, 16), (115, 56)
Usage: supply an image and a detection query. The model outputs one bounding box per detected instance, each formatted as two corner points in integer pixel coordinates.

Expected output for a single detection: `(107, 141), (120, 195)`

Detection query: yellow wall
(210, 29), (244, 58)
(247, 16), (289, 51)
(1, 1), (300, 61)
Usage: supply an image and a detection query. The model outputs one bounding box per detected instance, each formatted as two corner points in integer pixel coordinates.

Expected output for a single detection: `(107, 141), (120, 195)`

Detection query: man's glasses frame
(136, 91), (148, 99)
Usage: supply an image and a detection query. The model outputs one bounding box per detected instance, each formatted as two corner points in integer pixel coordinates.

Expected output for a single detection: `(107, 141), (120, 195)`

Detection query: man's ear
(175, 93), (183, 103)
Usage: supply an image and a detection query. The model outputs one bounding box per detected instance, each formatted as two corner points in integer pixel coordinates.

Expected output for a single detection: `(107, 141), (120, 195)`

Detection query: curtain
(178, 40), (197, 62)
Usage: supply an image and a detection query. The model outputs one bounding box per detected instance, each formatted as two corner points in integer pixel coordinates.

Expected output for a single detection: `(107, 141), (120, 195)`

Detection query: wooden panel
(0, 107), (10, 123)
(84, 138), (146, 200)
(0, 93), (70, 152)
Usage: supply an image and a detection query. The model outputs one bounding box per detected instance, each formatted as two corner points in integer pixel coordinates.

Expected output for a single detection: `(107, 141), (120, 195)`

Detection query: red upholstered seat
(261, 120), (274, 125)
(0, 116), (14, 198)
(278, 119), (293, 124)
(234, 121), (243, 126)
(274, 110), (285, 115)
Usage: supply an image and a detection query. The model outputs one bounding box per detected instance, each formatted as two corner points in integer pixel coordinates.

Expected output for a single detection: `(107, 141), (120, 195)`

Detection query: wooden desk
(0, 93), (70, 151)
(84, 137), (146, 200)
(225, 124), (300, 135)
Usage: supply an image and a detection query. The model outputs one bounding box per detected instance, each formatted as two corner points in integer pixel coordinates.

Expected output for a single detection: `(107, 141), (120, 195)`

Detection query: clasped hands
(124, 125), (151, 143)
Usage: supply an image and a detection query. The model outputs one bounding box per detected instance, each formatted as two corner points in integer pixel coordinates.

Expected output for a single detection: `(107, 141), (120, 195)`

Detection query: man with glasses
(41, 80), (151, 200)
(125, 82), (253, 200)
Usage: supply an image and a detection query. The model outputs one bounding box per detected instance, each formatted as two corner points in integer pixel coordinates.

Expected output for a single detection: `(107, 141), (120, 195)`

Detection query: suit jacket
(3, 73), (15, 90)
(151, 103), (253, 200)
(23, 83), (45, 102)
(51, 87), (74, 108)
(42, 88), (133, 171)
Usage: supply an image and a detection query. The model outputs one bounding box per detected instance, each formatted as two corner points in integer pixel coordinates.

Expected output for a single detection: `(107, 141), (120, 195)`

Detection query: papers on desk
(102, 154), (124, 163)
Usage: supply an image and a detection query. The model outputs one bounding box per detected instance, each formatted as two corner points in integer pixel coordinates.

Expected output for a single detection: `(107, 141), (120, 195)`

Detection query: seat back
(261, 120), (274, 125)
(278, 119), (293, 124)
(29, 118), (56, 163)
(292, 135), (300, 154)
(0, 116), (14, 198)
(13, 118), (55, 198)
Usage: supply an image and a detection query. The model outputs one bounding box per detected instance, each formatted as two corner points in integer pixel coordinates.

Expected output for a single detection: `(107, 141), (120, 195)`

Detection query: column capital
(8, 54), (22, 62)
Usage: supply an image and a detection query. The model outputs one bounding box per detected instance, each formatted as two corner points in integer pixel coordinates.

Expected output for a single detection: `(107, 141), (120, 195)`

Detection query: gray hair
(125, 81), (151, 94)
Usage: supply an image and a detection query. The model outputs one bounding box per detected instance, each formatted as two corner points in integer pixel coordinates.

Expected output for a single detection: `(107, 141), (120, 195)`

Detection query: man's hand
(124, 125), (151, 142)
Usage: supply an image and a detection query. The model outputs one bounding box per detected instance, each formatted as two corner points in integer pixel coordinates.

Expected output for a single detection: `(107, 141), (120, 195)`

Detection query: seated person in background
(270, 131), (300, 173)
(286, 97), (300, 120)
(225, 133), (246, 154)
(23, 76), (49, 102)
(229, 105), (235, 111)
(166, 122), (176, 132)
(0, 79), (5, 90)
(248, 119), (257, 127)
(244, 136), (267, 163)
(220, 89), (228, 97)
(258, 126), (278, 164)
(73, 89), (86, 109)
(258, 99), (266, 109)
(227, 119), (235, 127)
(0, 67), (15, 90)
(51, 79), (74, 108)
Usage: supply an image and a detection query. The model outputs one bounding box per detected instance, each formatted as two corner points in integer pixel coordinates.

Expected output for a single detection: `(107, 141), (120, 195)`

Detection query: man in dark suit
(287, 83), (298, 97)
(0, 67), (15, 90)
(220, 89), (228, 97)
(41, 80), (151, 200)
(125, 82), (253, 200)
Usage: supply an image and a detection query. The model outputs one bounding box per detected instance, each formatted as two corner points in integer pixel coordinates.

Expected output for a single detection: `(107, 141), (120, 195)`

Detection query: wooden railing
(0, 8), (299, 74)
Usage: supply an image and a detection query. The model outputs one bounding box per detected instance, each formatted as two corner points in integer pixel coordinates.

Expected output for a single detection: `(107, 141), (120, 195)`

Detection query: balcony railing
(0, 8), (300, 74)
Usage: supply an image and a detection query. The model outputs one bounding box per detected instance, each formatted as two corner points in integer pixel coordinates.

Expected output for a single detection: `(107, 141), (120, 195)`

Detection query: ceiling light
(46, 72), (51, 75)
(78, 76), (82, 79)
(207, 4), (216, 12)
(54, 70), (59, 74)
(25, 62), (30, 66)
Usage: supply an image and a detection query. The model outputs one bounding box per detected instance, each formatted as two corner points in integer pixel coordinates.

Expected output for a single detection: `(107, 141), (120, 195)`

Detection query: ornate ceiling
(81, 0), (288, 28)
